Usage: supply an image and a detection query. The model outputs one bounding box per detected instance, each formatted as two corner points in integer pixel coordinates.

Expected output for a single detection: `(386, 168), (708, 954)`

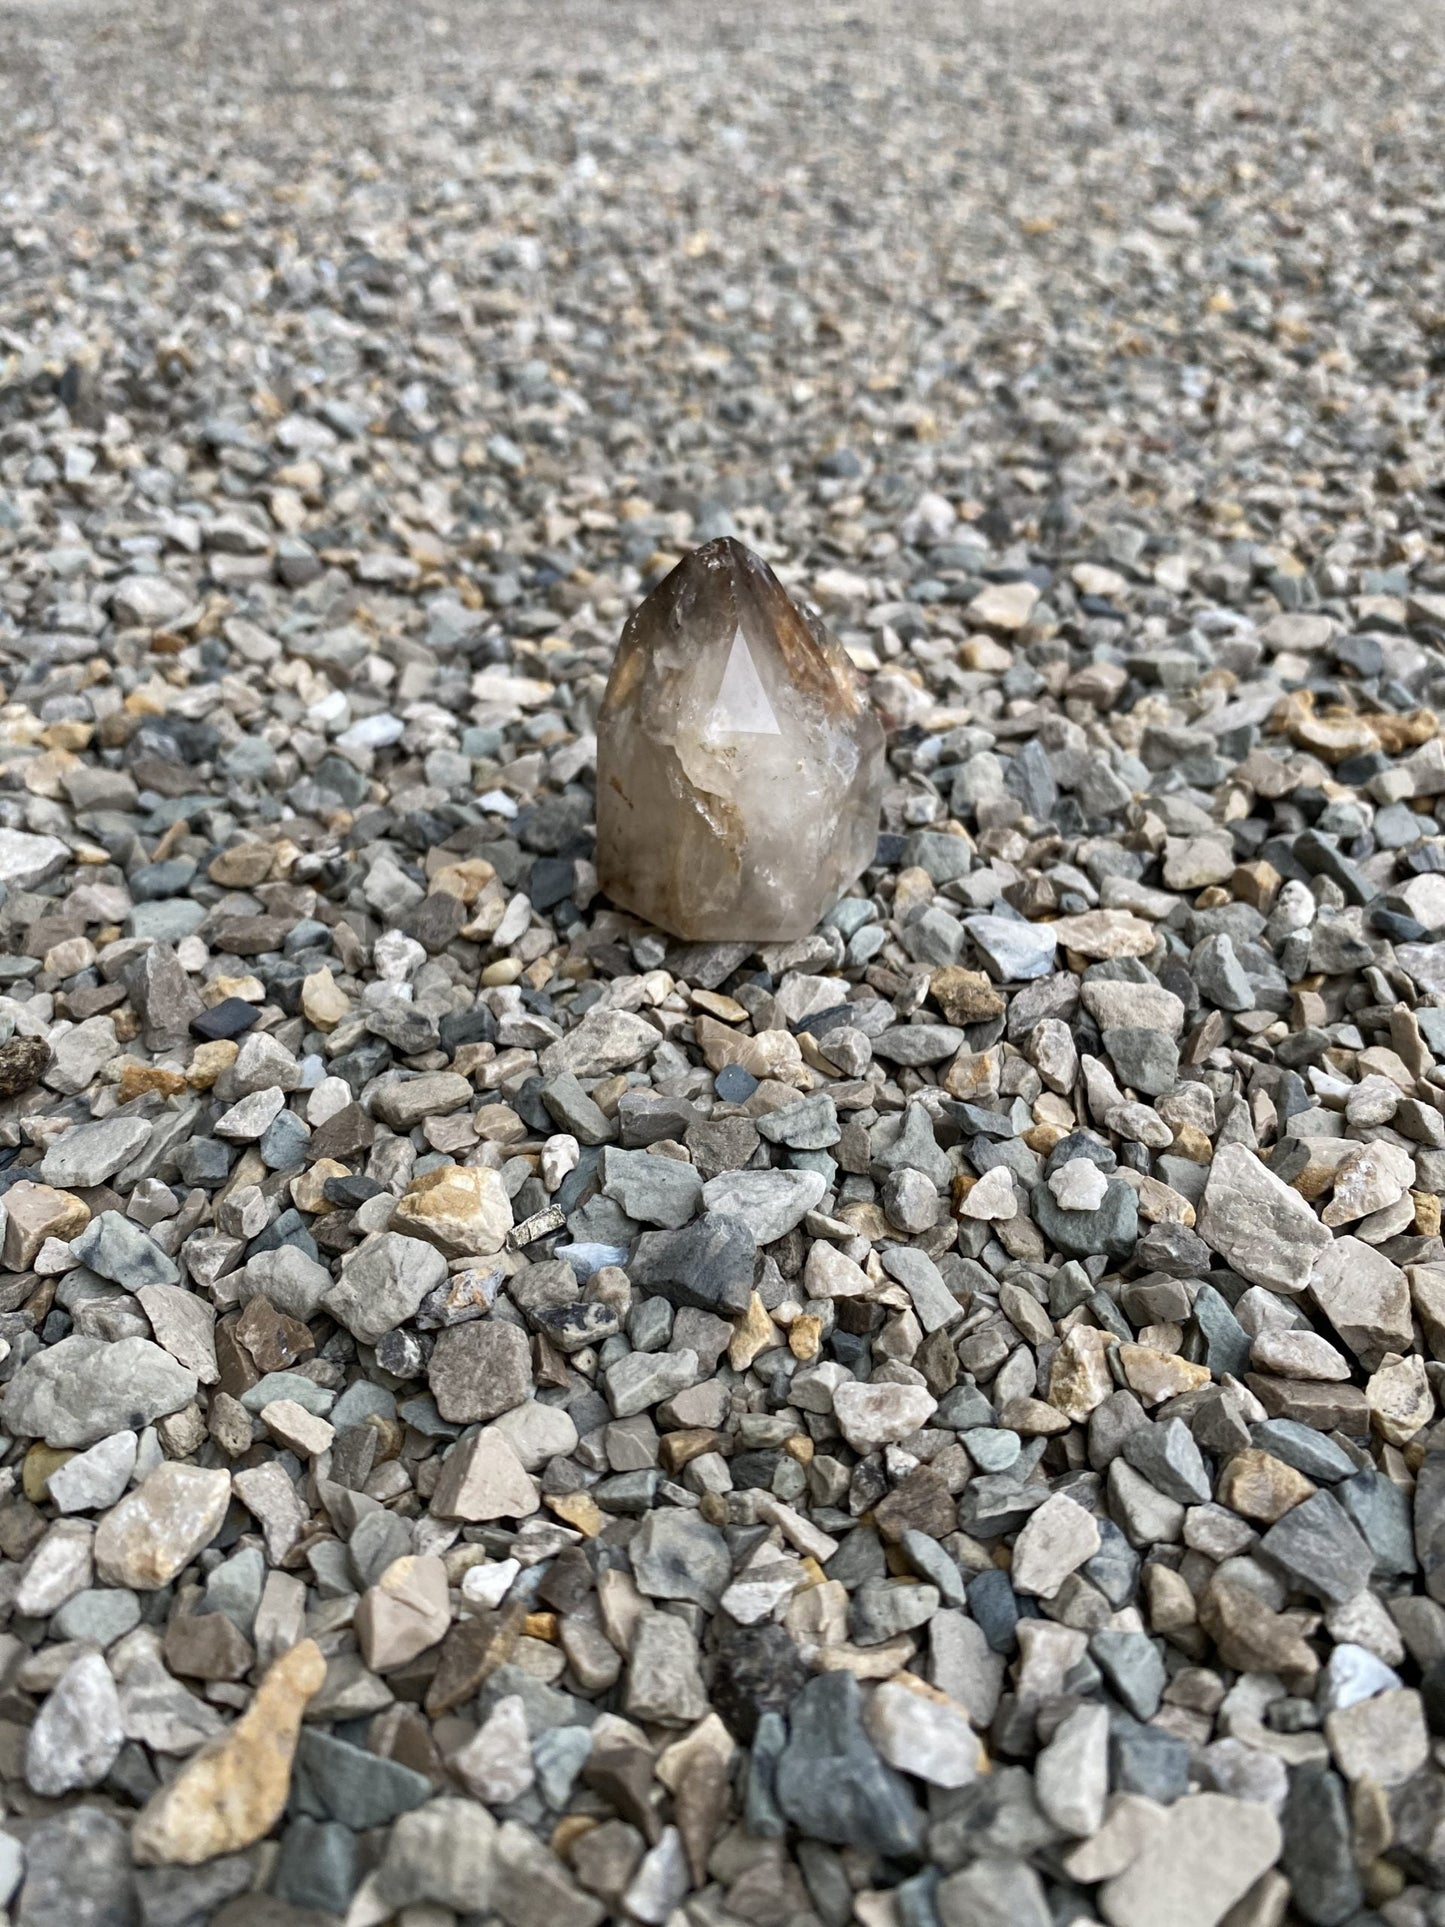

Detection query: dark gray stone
(1337, 1467), (1417, 1577)
(1281, 1763), (1363, 1926)
(271, 1815), (358, 1914)
(1109, 1716), (1189, 1803)
(1091, 1629), (1166, 1720)
(135, 1857), (253, 1927)
(629, 1214), (757, 1315)
(1189, 1282), (1252, 1379)
(1260, 1490), (1375, 1605)
(774, 1672), (923, 1856)
(1030, 1175), (1138, 1259)
(16, 1807), (136, 1927)
(1120, 1417), (1210, 1505)
(1252, 1419), (1357, 1484)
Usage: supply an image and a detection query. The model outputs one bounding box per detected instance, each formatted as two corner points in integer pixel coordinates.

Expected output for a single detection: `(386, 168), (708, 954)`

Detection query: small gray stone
(130, 945), (204, 1054)
(427, 1318), (533, 1423)
(3, 1336), (197, 1447)
(1098, 1793), (1281, 1927)
(40, 1117), (153, 1190)
(700, 1168), (827, 1242)
(605, 1347), (700, 1418)
(0, 827), (70, 890)
(1281, 1762), (1363, 1926)
(1260, 1490), (1376, 1605)
(851, 1580), (939, 1643)
(541, 1072), (613, 1146)
(1010, 1491), (1101, 1598)
(870, 1024), (965, 1065)
(372, 1798), (502, 1914)
(774, 1672), (922, 1857)
(1120, 1418), (1211, 1505)
(1032, 1174), (1138, 1259)
(600, 1146), (703, 1226)
(880, 1244), (959, 1332)
(630, 1508), (731, 1609)
(292, 1726), (433, 1828)
(966, 914), (1057, 981)
(26, 1651), (124, 1795)
(629, 1214), (756, 1315)
(372, 1070), (472, 1130)
(755, 1093), (840, 1149)
(871, 1103), (952, 1187)
(131, 1858), (256, 1927)
(1102, 1025), (1179, 1096)
(52, 1586), (143, 1647)
(625, 1612), (708, 1725)
(48, 1430), (138, 1513)
(937, 1857), (1052, 1927)
(1035, 1701), (1109, 1837)
(1091, 1629), (1166, 1720)
(14, 1806), (135, 1927)
(1190, 932), (1256, 1011)
(540, 1008), (658, 1077)
(1197, 1144), (1332, 1294)
(325, 1231), (448, 1343)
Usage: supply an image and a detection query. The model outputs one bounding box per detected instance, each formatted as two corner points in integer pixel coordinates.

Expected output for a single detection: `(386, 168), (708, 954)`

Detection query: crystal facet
(595, 538), (885, 941)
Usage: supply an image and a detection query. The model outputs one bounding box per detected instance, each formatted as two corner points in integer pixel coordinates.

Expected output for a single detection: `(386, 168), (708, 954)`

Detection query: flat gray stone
(2, 1335), (197, 1447)
(700, 1168), (826, 1243)
(40, 1117), (153, 1190)
(325, 1231), (448, 1343)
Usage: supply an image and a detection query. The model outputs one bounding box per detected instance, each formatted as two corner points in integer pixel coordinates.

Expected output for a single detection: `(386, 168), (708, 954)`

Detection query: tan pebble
(1217, 1448), (1316, 1523)
(1048, 1326), (1115, 1421)
(789, 1314), (824, 1361)
(689, 988), (750, 1024)
(260, 1398), (334, 1458)
(547, 1492), (603, 1537)
(1118, 1344), (1211, 1405)
(728, 1292), (777, 1371)
(391, 1162), (513, 1257)
(208, 843), (275, 888)
(187, 1039), (238, 1089)
(289, 1158), (350, 1215)
(203, 974), (265, 1005)
(131, 1639), (326, 1864)
(1169, 1123), (1213, 1163)
(553, 1813), (599, 1862)
(23, 1443), (74, 1503)
(118, 1062), (188, 1102)
(1366, 1352), (1434, 1446)
(2, 1181), (90, 1269)
(300, 965), (350, 1030)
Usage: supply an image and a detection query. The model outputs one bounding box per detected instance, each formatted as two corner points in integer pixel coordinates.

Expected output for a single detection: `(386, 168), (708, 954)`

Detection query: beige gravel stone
(392, 1162), (513, 1256)
(131, 1638), (326, 1864)
(356, 1554), (453, 1672)
(94, 1464), (231, 1590)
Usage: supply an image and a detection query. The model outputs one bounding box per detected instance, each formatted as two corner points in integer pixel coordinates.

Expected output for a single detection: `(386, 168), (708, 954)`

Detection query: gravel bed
(4, 1), (1445, 1924)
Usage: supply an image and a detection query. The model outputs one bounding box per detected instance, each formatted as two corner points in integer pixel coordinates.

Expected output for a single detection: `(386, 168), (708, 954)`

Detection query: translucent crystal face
(595, 538), (886, 942)
(705, 628), (782, 741)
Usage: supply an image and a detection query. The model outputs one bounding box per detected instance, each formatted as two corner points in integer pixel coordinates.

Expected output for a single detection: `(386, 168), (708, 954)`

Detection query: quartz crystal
(596, 538), (885, 941)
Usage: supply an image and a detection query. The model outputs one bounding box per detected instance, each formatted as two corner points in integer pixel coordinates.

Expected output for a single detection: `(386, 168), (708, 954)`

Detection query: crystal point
(596, 538), (885, 941)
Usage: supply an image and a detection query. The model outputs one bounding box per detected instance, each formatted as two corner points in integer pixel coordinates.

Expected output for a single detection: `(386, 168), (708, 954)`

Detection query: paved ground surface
(5, 2), (1445, 1924)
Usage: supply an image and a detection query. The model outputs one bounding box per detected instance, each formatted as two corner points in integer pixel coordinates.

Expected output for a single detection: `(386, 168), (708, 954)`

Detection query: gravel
(4, 0), (1445, 1920)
